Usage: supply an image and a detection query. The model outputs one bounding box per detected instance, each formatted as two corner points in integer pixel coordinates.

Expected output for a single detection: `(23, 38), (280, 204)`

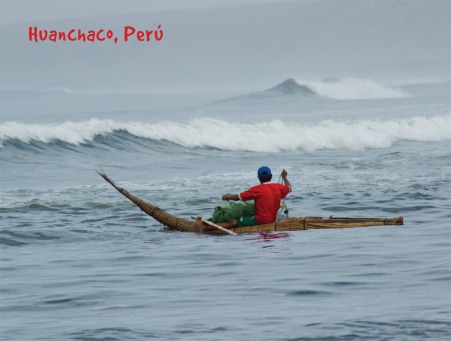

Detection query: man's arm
(222, 194), (240, 201)
(281, 169), (292, 191)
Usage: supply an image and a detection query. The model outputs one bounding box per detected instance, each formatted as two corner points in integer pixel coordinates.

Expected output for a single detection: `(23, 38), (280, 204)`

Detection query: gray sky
(0, 0), (267, 25)
(1, 0), (449, 91)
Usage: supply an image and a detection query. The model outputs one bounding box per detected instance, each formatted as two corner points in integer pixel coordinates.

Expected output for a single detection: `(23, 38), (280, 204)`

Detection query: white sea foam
(1, 116), (450, 152)
(297, 78), (410, 100)
(0, 119), (118, 145)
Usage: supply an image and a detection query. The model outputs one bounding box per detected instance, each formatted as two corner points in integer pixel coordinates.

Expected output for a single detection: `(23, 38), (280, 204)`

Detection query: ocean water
(1, 79), (451, 341)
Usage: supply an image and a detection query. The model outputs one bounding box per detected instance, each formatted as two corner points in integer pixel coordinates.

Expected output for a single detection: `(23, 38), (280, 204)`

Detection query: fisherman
(196, 166), (291, 232)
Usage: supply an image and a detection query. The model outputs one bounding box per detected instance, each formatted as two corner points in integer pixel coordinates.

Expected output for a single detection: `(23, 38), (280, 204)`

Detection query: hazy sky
(0, 0), (266, 25)
(1, 0), (449, 91)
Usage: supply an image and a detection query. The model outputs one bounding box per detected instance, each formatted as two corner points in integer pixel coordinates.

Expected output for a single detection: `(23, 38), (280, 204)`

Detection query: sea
(1, 78), (450, 341)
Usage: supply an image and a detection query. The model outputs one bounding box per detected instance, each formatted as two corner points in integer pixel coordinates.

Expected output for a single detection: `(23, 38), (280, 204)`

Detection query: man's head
(258, 166), (272, 183)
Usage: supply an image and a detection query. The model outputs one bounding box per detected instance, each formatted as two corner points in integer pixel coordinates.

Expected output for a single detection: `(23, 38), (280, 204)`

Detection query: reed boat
(98, 172), (403, 235)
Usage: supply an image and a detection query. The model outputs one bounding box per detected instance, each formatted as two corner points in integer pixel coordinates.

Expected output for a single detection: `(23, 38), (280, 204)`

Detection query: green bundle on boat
(209, 201), (255, 223)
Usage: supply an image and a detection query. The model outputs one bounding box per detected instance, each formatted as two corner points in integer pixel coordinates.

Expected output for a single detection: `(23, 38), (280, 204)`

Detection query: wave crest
(296, 78), (410, 100)
(1, 116), (450, 152)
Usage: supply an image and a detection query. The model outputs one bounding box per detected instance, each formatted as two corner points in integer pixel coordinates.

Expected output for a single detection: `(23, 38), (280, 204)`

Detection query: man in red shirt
(196, 166), (291, 232)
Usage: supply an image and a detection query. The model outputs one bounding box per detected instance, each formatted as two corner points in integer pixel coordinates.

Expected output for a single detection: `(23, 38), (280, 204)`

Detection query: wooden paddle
(191, 217), (238, 236)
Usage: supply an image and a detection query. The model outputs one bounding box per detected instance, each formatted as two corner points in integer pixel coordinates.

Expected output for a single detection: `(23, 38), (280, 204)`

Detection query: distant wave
(0, 78), (418, 101)
(1, 116), (450, 152)
(296, 78), (410, 100)
(227, 78), (411, 102)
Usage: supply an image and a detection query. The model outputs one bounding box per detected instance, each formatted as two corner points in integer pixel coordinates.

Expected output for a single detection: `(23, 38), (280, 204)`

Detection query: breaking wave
(1, 116), (450, 152)
(297, 78), (410, 100)
(0, 78), (414, 101)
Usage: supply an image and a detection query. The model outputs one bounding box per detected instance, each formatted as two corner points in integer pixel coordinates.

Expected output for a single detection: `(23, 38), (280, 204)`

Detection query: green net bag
(209, 201), (255, 223)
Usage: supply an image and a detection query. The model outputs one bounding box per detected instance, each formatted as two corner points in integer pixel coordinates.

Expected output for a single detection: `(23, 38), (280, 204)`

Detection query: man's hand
(281, 169), (292, 191)
(282, 169), (288, 179)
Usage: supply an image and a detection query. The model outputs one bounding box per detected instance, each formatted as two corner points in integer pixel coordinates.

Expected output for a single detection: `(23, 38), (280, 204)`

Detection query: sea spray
(296, 78), (410, 100)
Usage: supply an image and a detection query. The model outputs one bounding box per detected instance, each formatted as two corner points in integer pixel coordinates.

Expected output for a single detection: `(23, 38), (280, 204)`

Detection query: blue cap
(257, 166), (272, 178)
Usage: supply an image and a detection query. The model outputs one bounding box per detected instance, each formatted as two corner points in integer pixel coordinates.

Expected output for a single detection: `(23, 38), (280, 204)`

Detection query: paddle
(191, 217), (238, 236)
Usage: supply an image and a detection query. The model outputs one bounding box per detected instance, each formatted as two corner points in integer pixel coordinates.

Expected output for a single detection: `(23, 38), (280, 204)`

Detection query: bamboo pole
(191, 217), (238, 236)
